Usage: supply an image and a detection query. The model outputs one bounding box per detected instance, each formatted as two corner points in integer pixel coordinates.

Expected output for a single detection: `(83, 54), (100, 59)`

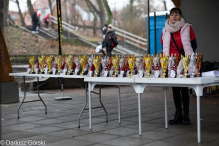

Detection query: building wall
(181, 0), (219, 61)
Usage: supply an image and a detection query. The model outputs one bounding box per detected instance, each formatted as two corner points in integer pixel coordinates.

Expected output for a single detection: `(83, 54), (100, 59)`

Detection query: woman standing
(44, 14), (50, 31)
(103, 24), (118, 58)
(161, 8), (197, 125)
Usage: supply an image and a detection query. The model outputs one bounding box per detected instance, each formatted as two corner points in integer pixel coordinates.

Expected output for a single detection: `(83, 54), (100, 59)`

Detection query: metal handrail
(50, 15), (78, 31)
(113, 27), (147, 42)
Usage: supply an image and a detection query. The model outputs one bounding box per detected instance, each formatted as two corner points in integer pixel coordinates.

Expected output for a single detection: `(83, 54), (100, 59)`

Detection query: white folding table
(84, 76), (219, 143)
(9, 72), (108, 128)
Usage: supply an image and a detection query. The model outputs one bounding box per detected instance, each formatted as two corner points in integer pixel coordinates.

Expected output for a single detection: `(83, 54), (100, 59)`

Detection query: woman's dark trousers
(106, 45), (112, 57)
(169, 87), (190, 124)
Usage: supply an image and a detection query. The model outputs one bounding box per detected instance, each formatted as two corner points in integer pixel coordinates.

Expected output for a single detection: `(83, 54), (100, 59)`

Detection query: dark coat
(103, 30), (118, 47)
(32, 12), (38, 22)
(103, 29), (107, 35)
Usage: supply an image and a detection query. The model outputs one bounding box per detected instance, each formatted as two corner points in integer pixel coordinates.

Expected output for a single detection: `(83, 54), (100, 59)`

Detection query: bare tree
(86, 0), (97, 35)
(10, 0), (26, 26)
(27, 0), (34, 18)
(130, 0), (134, 33)
(97, 0), (106, 28)
(48, 0), (54, 28)
(64, 0), (69, 23)
(102, 0), (113, 24)
(4, 0), (9, 27)
(0, 0), (5, 32)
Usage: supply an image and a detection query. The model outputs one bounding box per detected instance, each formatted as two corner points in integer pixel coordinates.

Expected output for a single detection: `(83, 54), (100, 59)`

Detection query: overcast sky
(9, 0), (175, 12)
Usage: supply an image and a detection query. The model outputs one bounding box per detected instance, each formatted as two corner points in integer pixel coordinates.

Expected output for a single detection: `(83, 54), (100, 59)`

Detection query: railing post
(68, 27), (70, 38)
(124, 32), (126, 47)
(138, 38), (140, 54)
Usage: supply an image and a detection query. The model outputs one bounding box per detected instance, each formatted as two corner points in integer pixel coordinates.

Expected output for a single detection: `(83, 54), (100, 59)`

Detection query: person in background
(44, 14), (50, 31)
(161, 7), (197, 125)
(103, 24), (108, 39)
(103, 24), (118, 58)
(31, 10), (38, 33)
(101, 24), (108, 57)
(36, 13), (41, 33)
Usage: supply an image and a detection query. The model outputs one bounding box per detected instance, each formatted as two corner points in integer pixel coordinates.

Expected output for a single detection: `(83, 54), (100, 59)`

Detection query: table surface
(9, 72), (219, 85)
(84, 76), (219, 85)
(9, 72), (88, 79)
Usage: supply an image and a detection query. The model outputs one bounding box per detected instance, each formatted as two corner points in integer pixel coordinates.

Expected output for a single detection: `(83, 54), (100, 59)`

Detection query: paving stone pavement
(1, 86), (219, 146)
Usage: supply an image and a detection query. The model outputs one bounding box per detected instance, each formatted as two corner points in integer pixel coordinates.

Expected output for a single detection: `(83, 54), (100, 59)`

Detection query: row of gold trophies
(28, 53), (203, 78)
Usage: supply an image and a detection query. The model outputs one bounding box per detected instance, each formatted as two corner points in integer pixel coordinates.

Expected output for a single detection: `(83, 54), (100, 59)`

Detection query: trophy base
(145, 74), (150, 78)
(47, 72), (53, 74)
(113, 74), (118, 77)
(56, 72), (61, 75)
(39, 72), (45, 74)
(161, 75), (168, 78)
(80, 72), (87, 75)
(194, 74), (202, 77)
(94, 74), (100, 77)
(129, 74), (133, 78)
(29, 72), (35, 74)
(67, 72), (73, 75)
(182, 75), (190, 78)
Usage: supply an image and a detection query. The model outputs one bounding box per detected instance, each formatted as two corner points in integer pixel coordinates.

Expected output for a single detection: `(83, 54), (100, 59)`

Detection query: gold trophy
(128, 55), (135, 77)
(112, 55), (120, 77)
(38, 55), (45, 74)
(66, 55), (73, 75)
(29, 56), (36, 74)
(80, 55), (88, 75)
(145, 54), (153, 78)
(56, 55), (63, 75)
(160, 54), (169, 78)
(93, 56), (101, 77)
(181, 53), (191, 78)
(46, 55), (53, 74)
(195, 53), (203, 77)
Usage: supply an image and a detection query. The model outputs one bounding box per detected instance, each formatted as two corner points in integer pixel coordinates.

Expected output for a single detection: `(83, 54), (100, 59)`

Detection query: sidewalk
(1, 86), (219, 146)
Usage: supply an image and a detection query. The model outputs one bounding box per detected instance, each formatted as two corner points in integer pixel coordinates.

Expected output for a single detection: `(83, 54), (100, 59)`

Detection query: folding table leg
(89, 82), (92, 130)
(78, 82), (88, 128)
(17, 76), (26, 119)
(138, 93), (142, 136)
(197, 95), (201, 143)
(99, 85), (108, 122)
(37, 77), (47, 114)
(118, 85), (121, 124)
(164, 87), (168, 129)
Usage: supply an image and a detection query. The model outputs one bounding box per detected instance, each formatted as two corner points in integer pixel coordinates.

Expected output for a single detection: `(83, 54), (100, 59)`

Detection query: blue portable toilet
(146, 11), (169, 56)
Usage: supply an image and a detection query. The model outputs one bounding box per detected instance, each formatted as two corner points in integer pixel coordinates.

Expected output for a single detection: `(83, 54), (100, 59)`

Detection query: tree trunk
(0, 0), (4, 33)
(16, 0), (26, 26)
(48, 0), (54, 28)
(27, 0), (34, 19)
(64, 0), (69, 23)
(4, 0), (9, 27)
(86, 0), (96, 35)
(97, 0), (105, 29)
(130, 0), (134, 33)
(102, 0), (113, 24)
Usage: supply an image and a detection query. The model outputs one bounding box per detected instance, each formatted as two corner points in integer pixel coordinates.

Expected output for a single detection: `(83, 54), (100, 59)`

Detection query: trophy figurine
(145, 54), (153, 78)
(93, 56), (101, 77)
(181, 53), (191, 78)
(195, 53), (203, 77)
(29, 56), (36, 74)
(38, 55), (45, 74)
(66, 55), (73, 75)
(46, 55), (53, 74)
(160, 54), (169, 78)
(80, 55), (88, 75)
(112, 55), (120, 77)
(128, 55), (135, 77)
(56, 55), (63, 75)
(189, 53), (197, 78)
